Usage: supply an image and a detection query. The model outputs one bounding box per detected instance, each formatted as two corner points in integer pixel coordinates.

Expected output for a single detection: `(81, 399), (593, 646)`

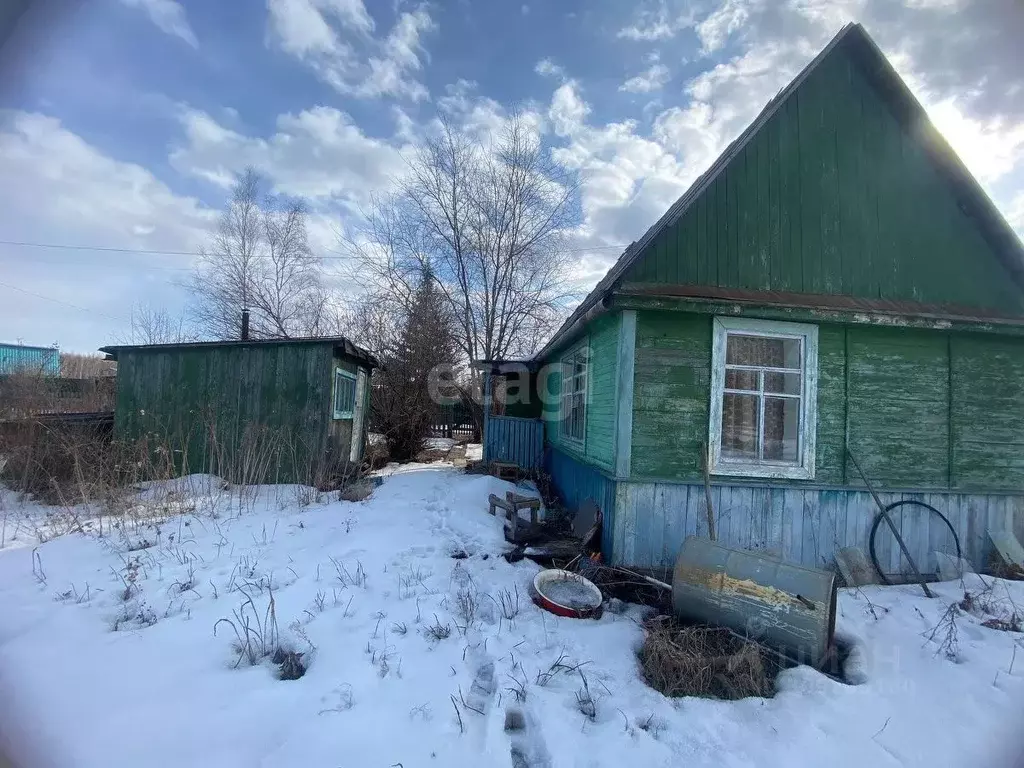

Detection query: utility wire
(0, 238), (630, 260)
(0, 279), (125, 322)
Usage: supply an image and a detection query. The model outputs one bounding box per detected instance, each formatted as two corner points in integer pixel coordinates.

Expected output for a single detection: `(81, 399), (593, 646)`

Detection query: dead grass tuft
(426, 614), (452, 641)
(638, 616), (780, 700)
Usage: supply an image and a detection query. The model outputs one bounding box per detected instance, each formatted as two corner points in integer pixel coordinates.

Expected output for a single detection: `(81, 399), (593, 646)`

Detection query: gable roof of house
(536, 23), (1024, 359)
(100, 336), (379, 368)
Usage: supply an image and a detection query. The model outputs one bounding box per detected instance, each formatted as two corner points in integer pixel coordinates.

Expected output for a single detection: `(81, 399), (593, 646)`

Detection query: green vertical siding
(950, 336), (1024, 490)
(114, 342), (344, 482)
(627, 310), (1024, 492)
(584, 314), (618, 471)
(630, 312), (711, 479)
(813, 325), (847, 484)
(622, 45), (1024, 316)
(844, 328), (949, 488)
(543, 313), (619, 472)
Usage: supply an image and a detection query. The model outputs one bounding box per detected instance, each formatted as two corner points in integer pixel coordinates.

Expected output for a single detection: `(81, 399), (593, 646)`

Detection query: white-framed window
(559, 343), (588, 445)
(708, 317), (818, 480)
(333, 367), (357, 419)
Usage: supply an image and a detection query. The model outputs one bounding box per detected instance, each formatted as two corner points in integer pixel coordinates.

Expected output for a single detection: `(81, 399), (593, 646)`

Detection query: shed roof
(535, 23), (1024, 359)
(100, 336), (379, 368)
(0, 342), (59, 353)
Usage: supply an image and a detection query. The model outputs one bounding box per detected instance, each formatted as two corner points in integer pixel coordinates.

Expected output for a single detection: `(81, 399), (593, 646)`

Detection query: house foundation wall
(612, 480), (1024, 574)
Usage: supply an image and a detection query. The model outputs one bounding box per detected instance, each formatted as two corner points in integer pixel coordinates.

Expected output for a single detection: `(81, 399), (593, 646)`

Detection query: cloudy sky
(0, 0), (1022, 352)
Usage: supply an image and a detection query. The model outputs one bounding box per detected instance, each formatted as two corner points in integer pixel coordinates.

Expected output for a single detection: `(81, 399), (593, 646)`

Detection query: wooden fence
(429, 402), (475, 440)
(483, 416), (543, 470)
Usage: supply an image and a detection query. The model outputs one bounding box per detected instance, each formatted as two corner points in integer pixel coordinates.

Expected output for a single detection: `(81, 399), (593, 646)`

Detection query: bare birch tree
(120, 302), (195, 345)
(346, 112), (579, 364)
(190, 168), (327, 339)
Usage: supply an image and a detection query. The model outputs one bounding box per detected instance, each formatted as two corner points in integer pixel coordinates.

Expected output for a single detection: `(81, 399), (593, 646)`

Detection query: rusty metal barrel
(672, 536), (837, 668)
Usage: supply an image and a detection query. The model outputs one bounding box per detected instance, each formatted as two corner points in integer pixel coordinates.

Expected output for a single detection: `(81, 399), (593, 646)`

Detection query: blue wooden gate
(484, 416), (543, 470)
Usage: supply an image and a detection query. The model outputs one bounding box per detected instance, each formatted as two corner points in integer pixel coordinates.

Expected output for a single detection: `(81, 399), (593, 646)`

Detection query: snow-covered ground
(1, 465), (1023, 767)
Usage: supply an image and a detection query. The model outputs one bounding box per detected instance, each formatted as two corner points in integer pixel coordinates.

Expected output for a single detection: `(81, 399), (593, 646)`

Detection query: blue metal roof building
(0, 343), (60, 375)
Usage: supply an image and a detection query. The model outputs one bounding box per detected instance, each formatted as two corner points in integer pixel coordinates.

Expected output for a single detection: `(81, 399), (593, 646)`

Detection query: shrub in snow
(214, 588), (280, 668)
(426, 614), (451, 641)
(112, 601), (158, 632)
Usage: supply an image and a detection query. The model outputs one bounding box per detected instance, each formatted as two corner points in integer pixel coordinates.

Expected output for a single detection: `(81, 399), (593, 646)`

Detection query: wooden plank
(926, 492), (950, 567)
(757, 489), (770, 548)
(618, 484), (637, 567)
(614, 311), (637, 478)
(632, 484), (656, 567)
(965, 496), (987, 570)
(686, 483), (702, 540)
(887, 492), (904, 577)
(818, 493), (838, 570)
(769, 487), (786, 554)
(1013, 496), (1024, 551)
(654, 484), (673, 567)
(801, 494), (818, 568)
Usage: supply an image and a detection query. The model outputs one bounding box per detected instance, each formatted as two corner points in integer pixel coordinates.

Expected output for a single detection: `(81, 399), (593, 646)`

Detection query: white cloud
(616, 1), (697, 41)
(693, 0), (767, 53)
(617, 18), (677, 41)
(359, 8), (433, 101)
(620, 63), (670, 93)
(535, 58), (565, 79)
(266, 0), (435, 101)
(119, 0), (198, 47)
(549, 82), (590, 137)
(266, 0), (347, 56)
(0, 111), (216, 350)
(170, 105), (407, 208)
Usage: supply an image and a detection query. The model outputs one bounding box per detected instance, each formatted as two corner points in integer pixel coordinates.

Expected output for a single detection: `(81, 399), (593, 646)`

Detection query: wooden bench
(488, 491), (542, 543)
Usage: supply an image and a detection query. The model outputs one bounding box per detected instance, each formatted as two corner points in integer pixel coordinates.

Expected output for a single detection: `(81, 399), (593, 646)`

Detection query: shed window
(333, 368), (357, 419)
(709, 318), (818, 480)
(560, 343), (588, 444)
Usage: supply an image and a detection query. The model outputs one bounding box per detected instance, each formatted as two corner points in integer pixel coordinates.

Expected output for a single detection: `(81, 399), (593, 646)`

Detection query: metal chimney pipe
(241, 308), (250, 341)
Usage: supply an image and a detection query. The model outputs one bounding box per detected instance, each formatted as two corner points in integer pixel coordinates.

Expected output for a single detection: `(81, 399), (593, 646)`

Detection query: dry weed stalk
(214, 585), (281, 667)
(638, 616), (779, 700)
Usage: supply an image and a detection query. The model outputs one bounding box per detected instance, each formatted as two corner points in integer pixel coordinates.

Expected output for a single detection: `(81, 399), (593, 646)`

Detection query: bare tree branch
(345, 110), (580, 365)
(189, 168), (328, 339)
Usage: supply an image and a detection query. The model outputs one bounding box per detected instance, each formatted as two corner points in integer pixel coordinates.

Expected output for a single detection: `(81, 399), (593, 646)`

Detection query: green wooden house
(101, 337), (378, 484)
(481, 23), (1024, 575)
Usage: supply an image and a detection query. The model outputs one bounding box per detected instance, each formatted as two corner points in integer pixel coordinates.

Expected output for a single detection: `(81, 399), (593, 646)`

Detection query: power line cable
(0, 279), (125, 322)
(0, 239), (631, 260)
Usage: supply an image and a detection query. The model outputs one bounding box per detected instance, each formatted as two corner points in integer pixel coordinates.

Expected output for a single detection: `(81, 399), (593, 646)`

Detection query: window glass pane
(726, 334), (801, 369)
(763, 372), (802, 395)
(561, 347), (588, 441)
(763, 396), (800, 461)
(335, 373), (355, 414)
(724, 368), (758, 391)
(721, 392), (759, 460)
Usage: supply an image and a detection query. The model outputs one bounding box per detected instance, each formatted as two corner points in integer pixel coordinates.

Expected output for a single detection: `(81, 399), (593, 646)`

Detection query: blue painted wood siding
(546, 446), (618, 560)
(613, 481), (1024, 574)
(484, 416), (543, 469)
(0, 344), (59, 375)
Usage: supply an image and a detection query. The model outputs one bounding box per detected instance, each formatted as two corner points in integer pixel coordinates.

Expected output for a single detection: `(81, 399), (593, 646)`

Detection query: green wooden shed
(101, 336), (378, 484)
(482, 23), (1024, 576)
